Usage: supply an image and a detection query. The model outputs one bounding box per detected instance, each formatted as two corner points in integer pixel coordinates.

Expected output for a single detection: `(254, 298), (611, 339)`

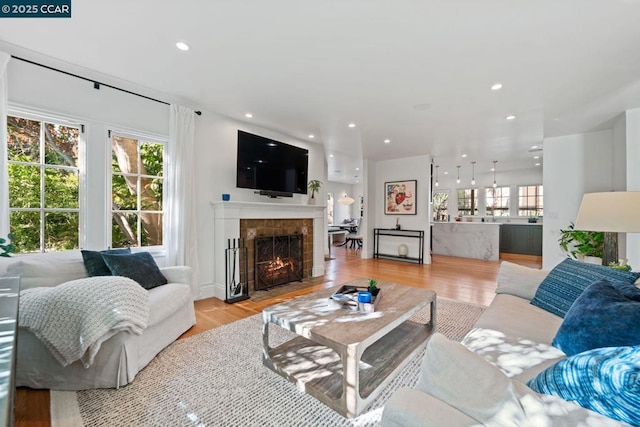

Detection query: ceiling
(1, 0), (640, 183)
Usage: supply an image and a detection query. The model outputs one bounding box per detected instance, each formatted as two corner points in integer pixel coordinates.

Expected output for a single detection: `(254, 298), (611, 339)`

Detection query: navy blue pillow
(527, 346), (640, 426)
(81, 248), (131, 276)
(552, 280), (640, 356)
(101, 251), (167, 290)
(530, 258), (640, 317)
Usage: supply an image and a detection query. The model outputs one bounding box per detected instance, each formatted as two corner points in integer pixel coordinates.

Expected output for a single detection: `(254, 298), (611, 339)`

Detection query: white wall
(326, 181), (356, 223)
(193, 112), (327, 298)
(6, 57), (169, 251)
(542, 130), (614, 269)
(373, 155), (432, 263)
(625, 108), (640, 269)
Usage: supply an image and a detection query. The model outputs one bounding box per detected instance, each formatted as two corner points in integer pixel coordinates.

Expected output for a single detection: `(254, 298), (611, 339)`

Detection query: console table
(373, 228), (425, 264)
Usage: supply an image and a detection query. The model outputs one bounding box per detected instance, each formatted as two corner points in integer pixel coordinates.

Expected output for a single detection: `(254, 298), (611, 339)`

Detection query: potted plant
(368, 278), (380, 297)
(0, 234), (16, 257)
(307, 180), (322, 205)
(558, 222), (603, 264)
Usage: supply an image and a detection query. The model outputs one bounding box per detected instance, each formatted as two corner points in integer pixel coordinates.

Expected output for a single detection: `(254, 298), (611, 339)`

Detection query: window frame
(457, 188), (479, 216)
(6, 108), (86, 253)
(518, 184), (544, 217)
(108, 129), (168, 252)
(485, 186), (510, 217)
(432, 190), (450, 221)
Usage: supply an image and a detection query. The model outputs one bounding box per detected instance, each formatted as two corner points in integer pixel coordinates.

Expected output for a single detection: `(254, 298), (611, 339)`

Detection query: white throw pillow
(417, 333), (526, 424)
(496, 261), (549, 301)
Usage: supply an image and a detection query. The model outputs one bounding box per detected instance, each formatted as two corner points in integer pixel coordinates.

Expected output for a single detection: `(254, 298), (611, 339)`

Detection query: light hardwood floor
(15, 249), (541, 427)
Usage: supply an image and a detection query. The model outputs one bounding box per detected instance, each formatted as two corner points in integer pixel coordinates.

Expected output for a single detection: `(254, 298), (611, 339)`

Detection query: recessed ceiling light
(176, 42), (190, 51)
(462, 154), (467, 158)
(355, 167), (360, 171)
(245, 113), (253, 118)
(348, 123), (356, 128)
(535, 163), (541, 166)
(491, 83), (503, 91)
(384, 139), (391, 144)
(444, 171), (449, 175)
(491, 168), (495, 172)
(506, 115), (516, 120)
(329, 154), (334, 158)
(531, 145), (539, 150)
(534, 155), (540, 159)
(308, 134), (315, 139)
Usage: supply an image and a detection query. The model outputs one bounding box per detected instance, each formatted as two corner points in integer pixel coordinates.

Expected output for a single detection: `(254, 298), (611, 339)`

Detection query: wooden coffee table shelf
(262, 280), (436, 418)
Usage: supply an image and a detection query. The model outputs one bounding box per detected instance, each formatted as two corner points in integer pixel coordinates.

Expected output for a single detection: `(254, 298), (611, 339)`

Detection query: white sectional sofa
(2, 250), (196, 390)
(381, 261), (634, 426)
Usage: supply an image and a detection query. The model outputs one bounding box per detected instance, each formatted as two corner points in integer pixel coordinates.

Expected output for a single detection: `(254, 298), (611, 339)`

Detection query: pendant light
(435, 165), (439, 187)
(492, 160), (498, 188)
(471, 161), (476, 186)
(338, 194), (355, 205)
(456, 165), (461, 184)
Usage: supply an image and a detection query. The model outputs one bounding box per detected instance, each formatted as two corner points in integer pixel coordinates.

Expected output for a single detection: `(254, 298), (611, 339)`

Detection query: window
(485, 186), (510, 217)
(457, 189), (478, 216)
(327, 193), (334, 225)
(7, 114), (81, 253)
(111, 133), (165, 248)
(518, 185), (543, 217)
(432, 191), (449, 221)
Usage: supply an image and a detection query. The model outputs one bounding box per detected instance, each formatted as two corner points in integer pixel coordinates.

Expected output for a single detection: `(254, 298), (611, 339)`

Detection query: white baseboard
(312, 265), (325, 277)
(197, 283), (224, 301)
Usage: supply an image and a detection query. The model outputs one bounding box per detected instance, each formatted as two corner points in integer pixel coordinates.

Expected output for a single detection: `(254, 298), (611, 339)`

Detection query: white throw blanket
(19, 276), (150, 368)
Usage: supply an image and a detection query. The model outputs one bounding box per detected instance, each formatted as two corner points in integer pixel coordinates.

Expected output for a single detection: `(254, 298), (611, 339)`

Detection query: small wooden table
(262, 280), (436, 418)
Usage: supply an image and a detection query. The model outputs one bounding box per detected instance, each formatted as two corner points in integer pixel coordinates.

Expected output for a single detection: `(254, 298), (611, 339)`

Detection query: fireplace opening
(255, 234), (303, 290)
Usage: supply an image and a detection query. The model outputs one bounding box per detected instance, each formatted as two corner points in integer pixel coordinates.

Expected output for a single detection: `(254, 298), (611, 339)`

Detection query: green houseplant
(307, 180), (322, 204)
(368, 278), (380, 296)
(558, 222), (603, 260)
(0, 234), (16, 257)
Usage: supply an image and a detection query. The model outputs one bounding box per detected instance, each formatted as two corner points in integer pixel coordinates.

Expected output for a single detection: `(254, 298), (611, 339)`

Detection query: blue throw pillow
(527, 346), (640, 425)
(101, 251), (167, 290)
(552, 279), (640, 356)
(81, 248), (131, 276)
(530, 258), (640, 317)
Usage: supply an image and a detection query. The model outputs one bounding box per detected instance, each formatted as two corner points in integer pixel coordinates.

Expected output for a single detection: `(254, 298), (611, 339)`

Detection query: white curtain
(0, 52), (10, 238)
(167, 104), (200, 299)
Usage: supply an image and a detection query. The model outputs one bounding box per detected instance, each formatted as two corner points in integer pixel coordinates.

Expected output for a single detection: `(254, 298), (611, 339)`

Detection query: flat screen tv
(236, 130), (309, 197)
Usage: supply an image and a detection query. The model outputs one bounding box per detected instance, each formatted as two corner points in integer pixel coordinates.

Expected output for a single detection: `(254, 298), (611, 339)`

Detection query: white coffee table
(262, 280), (436, 418)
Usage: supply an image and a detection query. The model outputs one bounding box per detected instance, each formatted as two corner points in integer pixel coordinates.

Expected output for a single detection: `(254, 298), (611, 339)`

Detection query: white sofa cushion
(473, 294), (563, 345)
(7, 250), (87, 290)
(148, 283), (193, 327)
(496, 261), (549, 301)
(417, 333), (626, 427)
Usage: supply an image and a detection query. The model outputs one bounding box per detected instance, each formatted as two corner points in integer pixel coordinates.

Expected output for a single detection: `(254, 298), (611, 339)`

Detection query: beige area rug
(51, 298), (485, 427)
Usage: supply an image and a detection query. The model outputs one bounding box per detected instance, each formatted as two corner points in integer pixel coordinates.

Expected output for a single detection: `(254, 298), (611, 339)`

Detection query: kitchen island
(431, 222), (501, 261)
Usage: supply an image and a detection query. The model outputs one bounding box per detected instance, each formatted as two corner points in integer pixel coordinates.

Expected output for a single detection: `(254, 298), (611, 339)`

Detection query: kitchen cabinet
(500, 224), (542, 256)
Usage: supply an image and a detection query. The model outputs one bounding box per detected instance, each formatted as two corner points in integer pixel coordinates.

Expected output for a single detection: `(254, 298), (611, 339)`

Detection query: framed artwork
(385, 180), (417, 215)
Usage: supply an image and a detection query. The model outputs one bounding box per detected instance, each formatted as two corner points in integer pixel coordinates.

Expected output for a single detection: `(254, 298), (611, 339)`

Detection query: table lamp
(574, 191), (640, 266)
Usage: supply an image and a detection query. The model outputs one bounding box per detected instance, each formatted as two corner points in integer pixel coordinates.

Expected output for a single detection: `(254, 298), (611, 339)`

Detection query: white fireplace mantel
(209, 201), (326, 300)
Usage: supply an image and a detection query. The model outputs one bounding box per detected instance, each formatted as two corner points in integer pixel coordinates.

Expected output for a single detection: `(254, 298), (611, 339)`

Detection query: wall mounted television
(236, 130), (309, 198)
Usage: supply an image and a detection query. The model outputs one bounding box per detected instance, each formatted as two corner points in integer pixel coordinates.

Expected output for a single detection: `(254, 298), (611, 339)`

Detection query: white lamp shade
(338, 195), (355, 205)
(574, 192), (640, 232)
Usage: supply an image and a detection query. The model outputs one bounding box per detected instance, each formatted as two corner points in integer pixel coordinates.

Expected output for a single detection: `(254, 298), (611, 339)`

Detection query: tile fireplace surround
(211, 201), (326, 300)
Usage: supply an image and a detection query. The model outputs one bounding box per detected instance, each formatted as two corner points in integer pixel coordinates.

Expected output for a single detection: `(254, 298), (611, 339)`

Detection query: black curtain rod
(12, 55), (202, 116)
